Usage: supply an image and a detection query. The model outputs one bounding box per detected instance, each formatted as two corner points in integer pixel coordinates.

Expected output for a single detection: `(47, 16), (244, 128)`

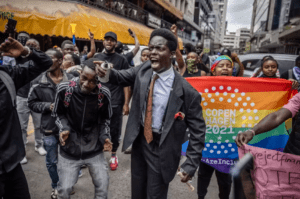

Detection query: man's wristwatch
(21, 46), (31, 58)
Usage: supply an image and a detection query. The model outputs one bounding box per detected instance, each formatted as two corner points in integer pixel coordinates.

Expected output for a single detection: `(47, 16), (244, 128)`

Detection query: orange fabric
(0, 0), (184, 49)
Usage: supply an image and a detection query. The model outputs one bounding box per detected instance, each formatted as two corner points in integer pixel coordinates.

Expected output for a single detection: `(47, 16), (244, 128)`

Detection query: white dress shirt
(142, 66), (175, 133)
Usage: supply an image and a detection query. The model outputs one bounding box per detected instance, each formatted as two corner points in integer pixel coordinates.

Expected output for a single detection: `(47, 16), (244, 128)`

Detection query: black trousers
(197, 161), (232, 199)
(131, 127), (169, 199)
(110, 105), (123, 152)
(0, 164), (31, 199)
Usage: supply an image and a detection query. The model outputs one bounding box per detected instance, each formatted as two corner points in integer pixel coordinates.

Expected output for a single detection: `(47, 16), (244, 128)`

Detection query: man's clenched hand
(103, 138), (113, 152)
(59, 131), (70, 146)
(181, 171), (192, 183)
(235, 130), (255, 147)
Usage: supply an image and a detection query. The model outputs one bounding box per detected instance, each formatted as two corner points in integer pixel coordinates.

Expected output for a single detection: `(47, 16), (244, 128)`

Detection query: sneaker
(78, 169), (83, 178)
(124, 146), (132, 154)
(51, 189), (58, 199)
(35, 147), (47, 156)
(109, 155), (118, 170)
(20, 157), (28, 164)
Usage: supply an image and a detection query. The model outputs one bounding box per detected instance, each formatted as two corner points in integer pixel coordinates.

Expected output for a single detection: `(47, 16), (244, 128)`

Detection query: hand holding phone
(6, 19), (17, 37)
(128, 29), (135, 38)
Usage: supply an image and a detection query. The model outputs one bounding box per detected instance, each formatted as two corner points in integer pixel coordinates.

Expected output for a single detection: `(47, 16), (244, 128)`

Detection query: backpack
(0, 70), (16, 107)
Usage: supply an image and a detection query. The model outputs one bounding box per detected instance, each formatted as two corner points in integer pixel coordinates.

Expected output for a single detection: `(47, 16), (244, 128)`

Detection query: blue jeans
(43, 134), (59, 189)
(57, 151), (109, 199)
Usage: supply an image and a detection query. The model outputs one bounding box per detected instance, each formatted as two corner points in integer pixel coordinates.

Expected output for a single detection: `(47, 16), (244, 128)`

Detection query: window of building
(175, 0), (179, 8)
(185, 1), (188, 14)
(272, 0), (282, 30)
(181, 0), (185, 12)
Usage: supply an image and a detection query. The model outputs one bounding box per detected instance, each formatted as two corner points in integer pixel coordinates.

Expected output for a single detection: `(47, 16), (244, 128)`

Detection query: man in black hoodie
(0, 37), (53, 199)
(52, 58), (113, 199)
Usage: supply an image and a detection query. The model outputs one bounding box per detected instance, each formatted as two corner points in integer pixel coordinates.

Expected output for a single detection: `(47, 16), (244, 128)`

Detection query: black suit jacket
(108, 61), (206, 183)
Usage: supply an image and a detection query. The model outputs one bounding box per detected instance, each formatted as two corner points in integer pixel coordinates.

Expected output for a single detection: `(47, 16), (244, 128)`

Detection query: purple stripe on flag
(201, 158), (238, 173)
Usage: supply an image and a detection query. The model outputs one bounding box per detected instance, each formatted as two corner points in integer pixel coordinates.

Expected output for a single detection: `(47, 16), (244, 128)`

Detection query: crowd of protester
(0, 21), (300, 199)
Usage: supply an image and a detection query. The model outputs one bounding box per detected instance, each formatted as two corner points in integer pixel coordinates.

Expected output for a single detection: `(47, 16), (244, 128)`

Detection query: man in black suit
(95, 28), (206, 199)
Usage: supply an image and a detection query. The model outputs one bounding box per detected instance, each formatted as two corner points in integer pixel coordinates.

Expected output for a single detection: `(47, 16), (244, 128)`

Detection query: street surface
(24, 116), (221, 199)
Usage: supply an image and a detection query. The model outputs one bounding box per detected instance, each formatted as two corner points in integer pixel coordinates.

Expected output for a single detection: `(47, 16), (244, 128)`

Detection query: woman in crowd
(197, 55), (234, 199)
(258, 57), (279, 78)
(251, 55), (275, 77)
(220, 49), (244, 77)
(170, 24), (206, 77)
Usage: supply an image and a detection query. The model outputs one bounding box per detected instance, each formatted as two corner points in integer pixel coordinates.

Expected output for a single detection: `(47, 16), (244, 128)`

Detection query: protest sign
(239, 144), (300, 199)
(182, 77), (292, 173)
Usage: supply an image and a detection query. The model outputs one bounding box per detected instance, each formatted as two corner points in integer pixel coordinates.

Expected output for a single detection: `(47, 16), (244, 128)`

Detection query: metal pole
(230, 153), (253, 199)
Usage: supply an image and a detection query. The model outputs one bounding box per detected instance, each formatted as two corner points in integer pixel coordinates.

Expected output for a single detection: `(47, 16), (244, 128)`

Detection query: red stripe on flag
(186, 77), (293, 93)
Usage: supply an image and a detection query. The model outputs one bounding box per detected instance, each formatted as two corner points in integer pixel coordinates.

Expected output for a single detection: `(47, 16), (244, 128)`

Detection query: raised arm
(181, 93), (206, 177)
(87, 30), (96, 59)
(170, 24), (185, 75)
(0, 37), (53, 90)
(129, 30), (140, 57)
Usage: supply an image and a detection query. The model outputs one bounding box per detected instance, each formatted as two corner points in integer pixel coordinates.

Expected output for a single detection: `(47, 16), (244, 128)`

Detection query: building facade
(208, 4), (222, 50)
(249, 0), (300, 54)
(194, 0), (214, 51)
(249, 0), (270, 52)
(142, 0), (202, 46)
(223, 28), (251, 54)
(212, 0), (228, 43)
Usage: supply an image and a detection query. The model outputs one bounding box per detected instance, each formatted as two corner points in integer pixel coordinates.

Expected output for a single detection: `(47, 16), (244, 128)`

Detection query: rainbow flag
(182, 77), (293, 173)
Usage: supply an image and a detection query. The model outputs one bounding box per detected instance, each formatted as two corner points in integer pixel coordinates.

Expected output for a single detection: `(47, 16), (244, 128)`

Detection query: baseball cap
(104, 32), (117, 41)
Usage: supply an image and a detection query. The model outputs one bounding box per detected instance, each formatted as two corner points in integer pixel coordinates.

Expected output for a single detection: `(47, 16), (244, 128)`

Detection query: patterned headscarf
(211, 55), (233, 72)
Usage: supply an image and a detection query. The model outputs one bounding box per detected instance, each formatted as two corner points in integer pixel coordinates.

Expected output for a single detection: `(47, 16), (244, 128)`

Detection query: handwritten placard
(239, 144), (300, 199)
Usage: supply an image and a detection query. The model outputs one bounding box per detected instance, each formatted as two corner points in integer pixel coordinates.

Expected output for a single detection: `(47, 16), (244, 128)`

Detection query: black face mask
(18, 36), (29, 46)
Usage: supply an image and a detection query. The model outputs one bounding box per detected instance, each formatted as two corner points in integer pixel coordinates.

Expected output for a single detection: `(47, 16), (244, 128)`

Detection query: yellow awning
(0, 0), (183, 49)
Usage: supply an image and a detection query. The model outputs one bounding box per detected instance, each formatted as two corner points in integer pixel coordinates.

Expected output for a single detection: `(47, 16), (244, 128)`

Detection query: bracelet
(248, 129), (255, 137)
(21, 46), (31, 58)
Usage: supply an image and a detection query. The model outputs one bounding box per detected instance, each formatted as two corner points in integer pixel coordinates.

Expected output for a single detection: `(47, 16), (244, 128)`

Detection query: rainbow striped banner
(182, 77), (293, 173)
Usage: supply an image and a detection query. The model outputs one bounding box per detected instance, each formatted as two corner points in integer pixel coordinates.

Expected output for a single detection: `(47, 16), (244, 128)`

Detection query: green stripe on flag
(204, 123), (288, 144)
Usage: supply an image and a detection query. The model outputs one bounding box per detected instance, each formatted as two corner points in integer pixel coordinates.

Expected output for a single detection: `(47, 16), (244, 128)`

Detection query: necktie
(144, 74), (159, 144)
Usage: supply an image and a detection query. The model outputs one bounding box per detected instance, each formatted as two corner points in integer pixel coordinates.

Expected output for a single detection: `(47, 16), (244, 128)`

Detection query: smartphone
(7, 18), (17, 35)
(128, 28), (133, 35)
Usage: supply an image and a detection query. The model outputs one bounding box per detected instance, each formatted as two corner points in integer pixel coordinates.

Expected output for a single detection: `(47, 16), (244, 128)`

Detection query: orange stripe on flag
(201, 91), (290, 110)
